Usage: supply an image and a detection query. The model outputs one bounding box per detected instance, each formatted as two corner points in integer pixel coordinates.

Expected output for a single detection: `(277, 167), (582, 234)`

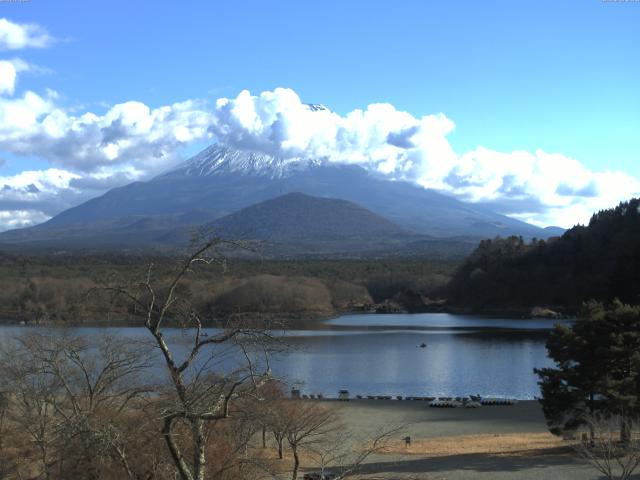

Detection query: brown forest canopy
(0, 256), (454, 323)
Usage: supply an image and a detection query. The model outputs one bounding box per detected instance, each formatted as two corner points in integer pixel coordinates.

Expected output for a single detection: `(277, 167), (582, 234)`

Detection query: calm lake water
(0, 313), (564, 399)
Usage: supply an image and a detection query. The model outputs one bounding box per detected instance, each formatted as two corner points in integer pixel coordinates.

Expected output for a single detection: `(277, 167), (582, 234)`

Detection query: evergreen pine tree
(536, 300), (640, 441)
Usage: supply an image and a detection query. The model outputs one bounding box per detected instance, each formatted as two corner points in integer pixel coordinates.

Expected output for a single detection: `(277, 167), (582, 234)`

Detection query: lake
(0, 313), (563, 399)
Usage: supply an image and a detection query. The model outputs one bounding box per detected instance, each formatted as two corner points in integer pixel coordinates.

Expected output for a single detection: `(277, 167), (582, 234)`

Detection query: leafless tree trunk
(268, 414), (286, 460)
(102, 239), (275, 480)
(291, 447), (301, 480)
(276, 433), (285, 460)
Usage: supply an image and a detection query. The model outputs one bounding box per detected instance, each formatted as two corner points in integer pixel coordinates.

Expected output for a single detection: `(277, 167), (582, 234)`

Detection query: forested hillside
(447, 198), (640, 311)
(0, 254), (454, 324)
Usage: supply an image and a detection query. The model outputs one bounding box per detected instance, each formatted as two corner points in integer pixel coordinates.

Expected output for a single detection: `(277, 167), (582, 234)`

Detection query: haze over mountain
(0, 144), (563, 255)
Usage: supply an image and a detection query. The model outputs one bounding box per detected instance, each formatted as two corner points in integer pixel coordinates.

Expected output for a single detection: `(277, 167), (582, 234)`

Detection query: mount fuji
(0, 144), (562, 255)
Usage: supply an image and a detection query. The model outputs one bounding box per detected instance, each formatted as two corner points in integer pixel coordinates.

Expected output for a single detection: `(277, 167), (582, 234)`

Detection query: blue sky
(0, 0), (638, 230)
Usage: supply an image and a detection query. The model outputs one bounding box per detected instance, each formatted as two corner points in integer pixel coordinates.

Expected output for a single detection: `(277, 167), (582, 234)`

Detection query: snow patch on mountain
(162, 102), (332, 179)
(163, 144), (326, 179)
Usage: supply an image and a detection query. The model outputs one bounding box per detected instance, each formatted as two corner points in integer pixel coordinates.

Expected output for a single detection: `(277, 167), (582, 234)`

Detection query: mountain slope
(190, 192), (477, 258)
(36, 145), (549, 235)
(155, 192), (441, 257)
(0, 144), (559, 252)
(209, 192), (408, 241)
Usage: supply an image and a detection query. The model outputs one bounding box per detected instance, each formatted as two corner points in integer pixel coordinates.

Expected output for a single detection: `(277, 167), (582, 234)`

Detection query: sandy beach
(298, 399), (603, 480)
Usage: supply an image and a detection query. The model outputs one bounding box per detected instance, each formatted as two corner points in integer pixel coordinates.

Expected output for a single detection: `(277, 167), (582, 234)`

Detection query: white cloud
(208, 88), (640, 227)
(0, 168), (81, 228)
(0, 209), (49, 230)
(0, 18), (55, 50)
(0, 82), (638, 231)
(441, 148), (640, 226)
(0, 97), (213, 172)
(0, 50), (213, 229)
(0, 60), (17, 95)
(0, 58), (29, 95)
(0, 92), (213, 173)
(0, 166), (153, 230)
(0, 167), (79, 196)
(210, 88), (457, 184)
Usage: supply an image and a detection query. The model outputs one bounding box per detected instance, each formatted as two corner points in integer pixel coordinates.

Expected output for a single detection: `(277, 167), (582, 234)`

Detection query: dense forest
(447, 198), (640, 312)
(0, 253), (454, 324)
(3, 198), (639, 323)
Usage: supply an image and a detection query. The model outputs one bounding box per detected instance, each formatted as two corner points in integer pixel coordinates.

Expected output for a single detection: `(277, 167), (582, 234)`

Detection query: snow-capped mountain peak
(162, 144), (325, 179)
(161, 102), (331, 179)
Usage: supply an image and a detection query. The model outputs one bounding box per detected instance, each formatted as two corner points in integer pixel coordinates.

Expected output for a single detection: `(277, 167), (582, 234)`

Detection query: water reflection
(0, 313), (557, 399)
(326, 312), (568, 330)
(276, 330), (551, 399)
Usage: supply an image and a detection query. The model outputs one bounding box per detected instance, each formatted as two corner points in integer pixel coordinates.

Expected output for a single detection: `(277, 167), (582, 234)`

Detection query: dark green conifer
(536, 300), (640, 442)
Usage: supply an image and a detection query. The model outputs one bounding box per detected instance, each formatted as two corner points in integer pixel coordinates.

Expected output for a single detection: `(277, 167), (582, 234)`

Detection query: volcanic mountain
(0, 144), (561, 255)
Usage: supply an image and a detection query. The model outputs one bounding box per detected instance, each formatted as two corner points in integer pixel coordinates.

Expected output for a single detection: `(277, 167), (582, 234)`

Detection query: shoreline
(0, 307), (572, 328)
(322, 399), (548, 435)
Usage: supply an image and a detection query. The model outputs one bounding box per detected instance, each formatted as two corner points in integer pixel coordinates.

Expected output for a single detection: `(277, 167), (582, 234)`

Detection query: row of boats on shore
(428, 396), (518, 408)
(291, 389), (519, 407)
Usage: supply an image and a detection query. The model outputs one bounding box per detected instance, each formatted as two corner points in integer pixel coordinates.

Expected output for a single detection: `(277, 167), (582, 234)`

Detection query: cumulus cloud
(0, 17), (211, 178)
(0, 98), (214, 172)
(0, 168), (79, 197)
(210, 88), (457, 184)
(0, 18), (55, 50)
(208, 88), (640, 227)
(0, 53), (213, 229)
(0, 91), (213, 229)
(0, 166), (150, 230)
(0, 59), (212, 174)
(0, 78), (638, 231)
(0, 209), (49, 230)
(0, 64), (204, 181)
(0, 168), (82, 229)
(445, 148), (640, 227)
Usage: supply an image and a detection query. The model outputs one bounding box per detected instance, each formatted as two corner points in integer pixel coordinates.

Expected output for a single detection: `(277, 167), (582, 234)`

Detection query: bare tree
(263, 399), (401, 480)
(0, 332), (153, 480)
(102, 239), (276, 480)
(243, 380), (287, 455)
(281, 402), (341, 480)
(0, 389), (17, 479)
(574, 414), (640, 480)
(262, 397), (289, 460)
(307, 424), (402, 480)
(1, 336), (64, 480)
